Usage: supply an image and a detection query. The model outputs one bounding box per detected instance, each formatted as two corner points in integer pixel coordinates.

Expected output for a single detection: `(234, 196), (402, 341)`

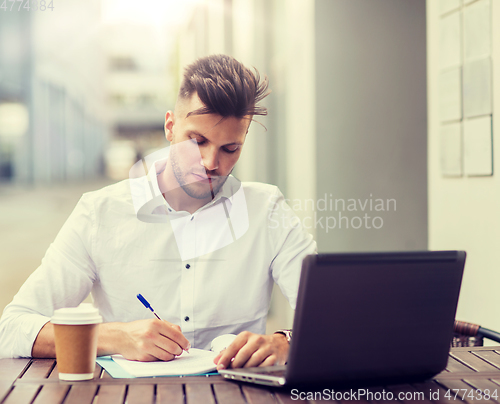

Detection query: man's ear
(164, 111), (175, 142)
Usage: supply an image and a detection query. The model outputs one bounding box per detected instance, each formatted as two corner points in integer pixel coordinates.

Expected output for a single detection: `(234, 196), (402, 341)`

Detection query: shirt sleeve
(0, 194), (97, 358)
(267, 188), (317, 310)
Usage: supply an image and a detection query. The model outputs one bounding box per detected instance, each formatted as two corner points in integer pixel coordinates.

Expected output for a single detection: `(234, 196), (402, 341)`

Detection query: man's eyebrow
(188, 131), (243, 146)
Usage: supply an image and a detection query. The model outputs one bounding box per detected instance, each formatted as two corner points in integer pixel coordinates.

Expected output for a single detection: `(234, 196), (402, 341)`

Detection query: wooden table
(2, 346), (500, 403)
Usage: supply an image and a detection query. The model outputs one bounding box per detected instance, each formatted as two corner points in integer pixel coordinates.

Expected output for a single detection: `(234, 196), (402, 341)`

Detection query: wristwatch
(274, 329), (292, 344)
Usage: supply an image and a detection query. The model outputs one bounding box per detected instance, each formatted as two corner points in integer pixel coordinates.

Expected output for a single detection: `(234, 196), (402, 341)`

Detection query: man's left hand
(213, 331), (289, 370)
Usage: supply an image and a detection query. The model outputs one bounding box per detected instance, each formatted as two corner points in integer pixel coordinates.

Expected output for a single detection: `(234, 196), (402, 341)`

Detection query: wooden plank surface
(213, 382), (246, 404)
(0, 383), (13, 404)
(451, 347), (500, 352)
(6, 348), (500, 404)
(126, 384), (155, 404)
(156, 384), (184, 404)
(452, 351), (500, 372)
(63, 384), (98, 404)
(32, 384), (70, 404)
(93, 385), (126, 404)
(13, 376), (224, 386)
(21, 359), (54, 379)
(185, 383), (216, 404)
(0, 360), (30, 404)
(462, 379), (500, 403)
(446, 356), (476, 373)
(242, 384), (282, 404)
(0, 360), (30, 402)
(0, 359), (30, 380)
(2, 385), (40, 404)
(474, 351), (500, 370)
(47, 365), (59, 380)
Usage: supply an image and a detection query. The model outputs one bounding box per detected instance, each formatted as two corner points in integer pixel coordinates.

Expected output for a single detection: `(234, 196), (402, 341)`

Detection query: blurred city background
(1, 0), (499, 335)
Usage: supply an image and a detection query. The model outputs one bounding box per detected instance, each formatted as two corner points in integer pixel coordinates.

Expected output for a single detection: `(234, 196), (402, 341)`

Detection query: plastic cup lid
(51, 303), (103, 325)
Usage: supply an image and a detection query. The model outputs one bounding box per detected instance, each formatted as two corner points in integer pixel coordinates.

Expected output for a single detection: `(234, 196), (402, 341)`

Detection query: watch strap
(274, 329), (292, 344)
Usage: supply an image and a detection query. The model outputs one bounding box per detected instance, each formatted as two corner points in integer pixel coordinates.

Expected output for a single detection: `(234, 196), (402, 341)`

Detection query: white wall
(427, 0), (500, 330)
(314, 0), (428, 253)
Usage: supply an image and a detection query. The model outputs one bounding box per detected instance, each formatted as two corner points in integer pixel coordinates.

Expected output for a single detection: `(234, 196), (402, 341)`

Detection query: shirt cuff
(14, 314), (51, 358)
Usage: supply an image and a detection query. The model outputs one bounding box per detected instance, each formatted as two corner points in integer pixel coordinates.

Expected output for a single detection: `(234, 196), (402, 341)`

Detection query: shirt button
(185, 264), (190, 269)
(190, 216), (194, 221)
(184, 316), (190, 322)
(168, 208), (172, 212)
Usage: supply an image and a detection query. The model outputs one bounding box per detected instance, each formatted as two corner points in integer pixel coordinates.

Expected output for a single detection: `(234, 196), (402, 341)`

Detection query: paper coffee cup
(51, 303), (102, 381)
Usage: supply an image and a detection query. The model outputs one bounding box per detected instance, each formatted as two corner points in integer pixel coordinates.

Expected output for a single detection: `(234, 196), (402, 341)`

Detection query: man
(0, 55), (316, 370)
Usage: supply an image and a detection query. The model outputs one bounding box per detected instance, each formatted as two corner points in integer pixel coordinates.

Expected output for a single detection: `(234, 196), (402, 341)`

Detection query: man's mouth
(191, 172), (214, 183)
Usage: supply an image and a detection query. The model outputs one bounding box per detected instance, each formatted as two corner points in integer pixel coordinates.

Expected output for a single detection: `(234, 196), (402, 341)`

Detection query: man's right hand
(32, 319), (191, 362)
(110, 319), (191, 361)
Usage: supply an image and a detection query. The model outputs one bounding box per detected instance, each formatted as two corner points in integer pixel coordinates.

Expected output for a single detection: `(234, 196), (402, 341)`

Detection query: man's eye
(191, 138), (205, 145)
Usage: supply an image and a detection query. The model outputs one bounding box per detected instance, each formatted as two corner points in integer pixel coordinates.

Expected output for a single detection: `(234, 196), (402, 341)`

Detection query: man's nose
(200, 149), (219, 171)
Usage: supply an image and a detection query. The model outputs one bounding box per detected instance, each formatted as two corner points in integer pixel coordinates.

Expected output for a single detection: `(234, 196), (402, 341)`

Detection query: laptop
(219, 250), (466, 387)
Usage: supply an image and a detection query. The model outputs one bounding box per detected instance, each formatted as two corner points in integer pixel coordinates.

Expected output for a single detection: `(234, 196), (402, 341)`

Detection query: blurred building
(0, 0), (108, 184)
(102, 23), (172, 179)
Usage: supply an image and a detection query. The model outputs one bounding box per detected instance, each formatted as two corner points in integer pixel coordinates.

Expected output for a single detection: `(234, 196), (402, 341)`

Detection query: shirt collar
(139, 157), (239, 215)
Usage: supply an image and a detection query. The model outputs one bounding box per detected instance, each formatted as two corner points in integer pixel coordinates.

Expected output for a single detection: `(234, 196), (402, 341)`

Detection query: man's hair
(178, 54), (270, 119)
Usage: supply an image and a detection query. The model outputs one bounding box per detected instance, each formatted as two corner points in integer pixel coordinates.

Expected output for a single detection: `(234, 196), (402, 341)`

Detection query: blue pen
(137, 293), (161, 320)
(137, 294), (190, 353)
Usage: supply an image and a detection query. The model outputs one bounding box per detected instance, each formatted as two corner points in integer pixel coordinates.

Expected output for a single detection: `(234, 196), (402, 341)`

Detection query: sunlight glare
(101, 0), (203, 28)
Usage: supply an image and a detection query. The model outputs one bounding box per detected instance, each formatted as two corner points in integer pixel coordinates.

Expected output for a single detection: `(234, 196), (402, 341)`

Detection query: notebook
(98, 334), (236, 378)
(219, 251), (466, 387)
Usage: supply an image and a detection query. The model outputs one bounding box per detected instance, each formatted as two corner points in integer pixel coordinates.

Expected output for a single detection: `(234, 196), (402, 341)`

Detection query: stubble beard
(170, 147), (230, 200)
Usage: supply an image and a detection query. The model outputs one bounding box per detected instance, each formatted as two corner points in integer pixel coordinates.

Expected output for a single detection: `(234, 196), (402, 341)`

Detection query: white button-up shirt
(0, 158), (316, 358)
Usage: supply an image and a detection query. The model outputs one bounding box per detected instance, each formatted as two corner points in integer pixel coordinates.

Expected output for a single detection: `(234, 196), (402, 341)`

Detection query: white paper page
(111, 348), (218, 377)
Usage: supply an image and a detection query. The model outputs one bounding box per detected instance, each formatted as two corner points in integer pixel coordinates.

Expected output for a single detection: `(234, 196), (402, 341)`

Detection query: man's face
(164, 94), (249, 200)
